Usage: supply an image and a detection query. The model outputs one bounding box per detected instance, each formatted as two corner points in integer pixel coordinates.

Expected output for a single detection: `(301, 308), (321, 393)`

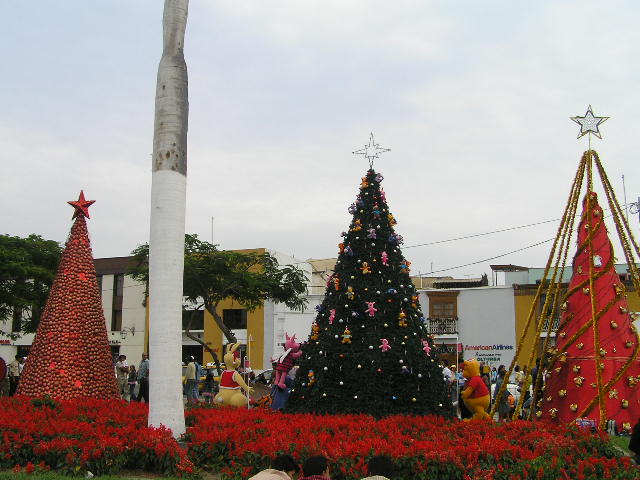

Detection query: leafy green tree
(0, 234), (62, 337)
(129, 235), (308, 369)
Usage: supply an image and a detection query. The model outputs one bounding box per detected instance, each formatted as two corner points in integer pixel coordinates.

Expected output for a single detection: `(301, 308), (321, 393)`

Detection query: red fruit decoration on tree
(540, 192), (640, 432)
(17, 192), (119, 399)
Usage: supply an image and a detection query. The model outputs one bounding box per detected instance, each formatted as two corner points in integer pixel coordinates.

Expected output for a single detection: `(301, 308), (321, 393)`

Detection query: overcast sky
(2, 1), (640, 282)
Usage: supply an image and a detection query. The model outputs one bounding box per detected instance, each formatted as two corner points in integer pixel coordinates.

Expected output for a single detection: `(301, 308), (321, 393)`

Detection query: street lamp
(120, 326), (136, 339)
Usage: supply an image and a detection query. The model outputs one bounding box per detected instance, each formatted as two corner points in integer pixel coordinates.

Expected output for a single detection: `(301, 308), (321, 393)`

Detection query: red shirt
(220, 370), (240, 389)
(466, 376), (489, 398)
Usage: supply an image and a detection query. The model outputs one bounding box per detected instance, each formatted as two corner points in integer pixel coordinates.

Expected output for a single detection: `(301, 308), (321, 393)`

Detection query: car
(252, 369), (274, 386)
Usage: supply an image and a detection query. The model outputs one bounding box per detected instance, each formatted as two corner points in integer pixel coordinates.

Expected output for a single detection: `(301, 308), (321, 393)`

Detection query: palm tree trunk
(148, 0), (189, 437)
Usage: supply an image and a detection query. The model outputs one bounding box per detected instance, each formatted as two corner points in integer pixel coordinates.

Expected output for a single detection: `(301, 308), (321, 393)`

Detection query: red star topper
(67, 191), (95, 219)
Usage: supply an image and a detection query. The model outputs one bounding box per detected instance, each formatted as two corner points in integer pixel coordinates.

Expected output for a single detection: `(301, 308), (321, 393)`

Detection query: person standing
(8, 355), (22, 396)
(115, 354), (130, 401)
(0, 357), (8, 396)
(136, 353), (149, 403)
(184, 356), (198, 404)
(128, 365), (138, 401)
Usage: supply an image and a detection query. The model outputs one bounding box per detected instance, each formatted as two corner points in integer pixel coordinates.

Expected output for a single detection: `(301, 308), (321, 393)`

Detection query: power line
(404, 218), (561, 249)
(418, 238), (555, 275)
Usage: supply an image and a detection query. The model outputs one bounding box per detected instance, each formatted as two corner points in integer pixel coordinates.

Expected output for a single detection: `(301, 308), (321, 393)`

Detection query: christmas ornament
(422, 340), (431, 356)
(571, 105), (609, 139)
(366, 302), (377, 317)
(379, 339), (391, 352)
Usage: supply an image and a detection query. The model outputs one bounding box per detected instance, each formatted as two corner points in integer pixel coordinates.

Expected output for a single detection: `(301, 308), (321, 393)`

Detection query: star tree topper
(68, 190), (95, 219)
(571, 105), (609, 139)
(353, 133), (390, 167)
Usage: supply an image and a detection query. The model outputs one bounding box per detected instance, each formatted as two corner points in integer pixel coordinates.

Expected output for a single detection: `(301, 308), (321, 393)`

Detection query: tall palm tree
(148, 0), (189, 437)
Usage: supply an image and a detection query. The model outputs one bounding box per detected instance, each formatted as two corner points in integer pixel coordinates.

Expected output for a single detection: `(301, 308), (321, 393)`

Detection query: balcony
(426, 317), (458, 335)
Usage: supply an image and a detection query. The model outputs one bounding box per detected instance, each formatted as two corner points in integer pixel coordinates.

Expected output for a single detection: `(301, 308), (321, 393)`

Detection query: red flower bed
(0, 397), (636, 479)
(184, 406), (637, 480)
(0, 396), (194, 476)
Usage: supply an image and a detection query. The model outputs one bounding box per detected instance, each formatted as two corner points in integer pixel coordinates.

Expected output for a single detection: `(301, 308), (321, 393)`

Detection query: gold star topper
(571, 105), (609, 139)
(353, 133), (390, 168)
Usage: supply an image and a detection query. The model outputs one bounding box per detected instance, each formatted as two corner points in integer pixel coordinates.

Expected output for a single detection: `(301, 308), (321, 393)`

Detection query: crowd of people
(441, 359), (542, 421)
(249, 454), (395, 480)
(114, 352), (149, 402)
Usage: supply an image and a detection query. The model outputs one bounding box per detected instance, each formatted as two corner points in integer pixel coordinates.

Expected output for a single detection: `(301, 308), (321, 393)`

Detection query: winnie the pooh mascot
(461, 358), (491, 421)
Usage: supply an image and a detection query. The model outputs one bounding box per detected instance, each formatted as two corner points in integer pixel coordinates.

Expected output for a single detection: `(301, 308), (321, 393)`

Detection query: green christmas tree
(287, 168), (454, 417)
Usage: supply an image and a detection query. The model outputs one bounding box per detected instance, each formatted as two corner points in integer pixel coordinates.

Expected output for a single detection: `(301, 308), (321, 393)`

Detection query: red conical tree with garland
(17, 192), (119, 399)
(539, 191), (640, 431)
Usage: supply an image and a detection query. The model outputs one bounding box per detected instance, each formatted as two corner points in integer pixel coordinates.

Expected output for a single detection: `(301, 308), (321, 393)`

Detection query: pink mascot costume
(274, 333), (303, 389)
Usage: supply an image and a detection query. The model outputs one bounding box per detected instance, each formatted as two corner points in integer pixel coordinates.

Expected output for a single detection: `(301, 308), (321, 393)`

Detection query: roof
(94, 256), (139, 275)
(490, 264), (529, 272)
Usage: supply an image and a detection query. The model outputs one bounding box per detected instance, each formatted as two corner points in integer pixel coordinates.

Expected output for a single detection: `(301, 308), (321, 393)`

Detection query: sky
(2, 1), (640, 282)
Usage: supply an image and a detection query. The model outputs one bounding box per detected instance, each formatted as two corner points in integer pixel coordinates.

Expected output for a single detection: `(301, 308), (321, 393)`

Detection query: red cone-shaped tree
(17, 192), (119, 399)
(540, 192), (640, 432)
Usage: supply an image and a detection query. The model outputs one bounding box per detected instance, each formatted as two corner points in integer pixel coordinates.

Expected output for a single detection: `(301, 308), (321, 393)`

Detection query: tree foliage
(129, 234), (308, 344)
(0, 234), (62, 336)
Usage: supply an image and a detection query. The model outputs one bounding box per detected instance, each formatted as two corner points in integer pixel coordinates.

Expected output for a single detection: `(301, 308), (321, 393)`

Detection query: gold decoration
(619, 306), (628, 314)
(549, 408), (558, 419)
(577, 265), (583, 274)
(559, 389), (567, 398)
(535, 411), (542, 418)
(609, 389), (619, 399)
(546, 396), (553, 402)
(591, 383), (597, 388)
(628, 376), (638, 387)
(574, 376), (584, 387)
(559, 331), (567, 338)
(623, 422), (632, 433)
(554, 366), (562, 373)
(621, 399), (629, 408)
(341, 328), (352, 344)
(577, 343), (584, 350)
(561, 302), (568, 312)
(360, 262), (371, 274)
(599, 348), (607, 357)
(599, 362), (605, 370)
(573, 365), (581, 373)
(570, 403), (578, 412)
(625, 340), (634, 348)
(583, 287), (590, 294)
(559, 352), (568, 362)
(614, 283), (625, 296)
(610, 320), (618, 329)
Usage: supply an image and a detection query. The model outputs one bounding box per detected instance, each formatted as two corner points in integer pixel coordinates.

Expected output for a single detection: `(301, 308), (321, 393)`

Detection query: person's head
(367, 455), (394, 478)
(271, 454), (299, 478)
(498, 365), (506, 374)
(142, 353), (148, 360)
(514, 365), (520, 372)
(130, 365), (136, 372)
(302, 455), (328, 477)
(119, 355), (126, 361)
(14, 355), (21, 361)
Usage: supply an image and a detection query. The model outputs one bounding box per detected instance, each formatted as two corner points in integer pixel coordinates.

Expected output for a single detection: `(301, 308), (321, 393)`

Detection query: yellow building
(495, 265), (640, 365)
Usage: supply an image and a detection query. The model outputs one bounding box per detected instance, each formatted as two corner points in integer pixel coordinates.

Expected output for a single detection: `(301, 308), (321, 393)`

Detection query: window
(427, 291), (459, 319)
(223, 309), (248, 329)
(111, 310), (123, 332)
(182, 309), (205, 330)
(111, 274), (124, 331)
(182, 345), (203, 365)
(114, 274), (124, 297)
(540, 293), (561, 331)
(432, 302), (455, 318)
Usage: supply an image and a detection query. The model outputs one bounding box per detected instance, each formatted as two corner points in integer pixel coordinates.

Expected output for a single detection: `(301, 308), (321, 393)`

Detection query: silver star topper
(353, 133), (390, 167)
(571, 105), (609, 139)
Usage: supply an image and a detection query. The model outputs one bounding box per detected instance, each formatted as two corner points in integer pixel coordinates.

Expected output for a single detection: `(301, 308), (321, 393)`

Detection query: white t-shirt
(115, 360), (129, 379)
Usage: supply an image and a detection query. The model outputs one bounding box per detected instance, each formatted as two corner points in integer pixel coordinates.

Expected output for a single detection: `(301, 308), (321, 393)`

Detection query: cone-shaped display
(287, 169), (454, 417)
(540, 192), (640, 431)
(17, 194), (119, 399)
